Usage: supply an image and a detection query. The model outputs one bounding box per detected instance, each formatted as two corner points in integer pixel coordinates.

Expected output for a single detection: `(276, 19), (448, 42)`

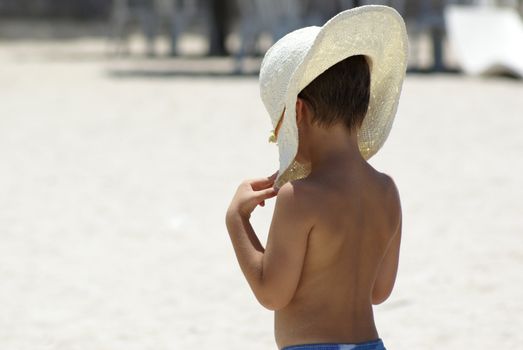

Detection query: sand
(0, 39), (522, 350)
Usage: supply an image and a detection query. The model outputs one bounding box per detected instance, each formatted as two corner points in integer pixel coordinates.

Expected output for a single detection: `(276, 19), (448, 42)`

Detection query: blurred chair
(156, 0), (202, 56)
(111, 0), (158, 56)
(445, 4), (523, 77)
(234, 0), (306, 71)
(406, 0), (448, 72)
(111, 0), (211, 56)
(305, 0), (342, 25)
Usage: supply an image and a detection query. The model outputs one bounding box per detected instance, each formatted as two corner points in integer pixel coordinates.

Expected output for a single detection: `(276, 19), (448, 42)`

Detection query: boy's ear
(296, 98), (305, 124)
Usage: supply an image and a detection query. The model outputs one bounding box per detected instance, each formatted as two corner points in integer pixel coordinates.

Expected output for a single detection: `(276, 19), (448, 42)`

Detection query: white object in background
(445, 5), (523, 77)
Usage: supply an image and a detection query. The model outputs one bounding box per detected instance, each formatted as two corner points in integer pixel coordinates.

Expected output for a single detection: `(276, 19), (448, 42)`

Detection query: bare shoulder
(376, 172), (402, 231)
(377, 172), (400, 200)
(275, 179), (318, 224)
(277, 177), (319, 201)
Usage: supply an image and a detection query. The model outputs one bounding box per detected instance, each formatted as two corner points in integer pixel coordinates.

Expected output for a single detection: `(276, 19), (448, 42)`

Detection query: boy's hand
(227, 171), (279, 219)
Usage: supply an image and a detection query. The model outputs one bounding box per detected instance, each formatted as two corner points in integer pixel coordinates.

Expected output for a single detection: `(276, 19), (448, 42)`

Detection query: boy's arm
(372, 181), (402, 305)
(226, 181), (312, 311)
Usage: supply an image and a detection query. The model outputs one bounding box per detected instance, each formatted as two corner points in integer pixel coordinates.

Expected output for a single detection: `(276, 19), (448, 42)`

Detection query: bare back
(275, 163), (401, 349)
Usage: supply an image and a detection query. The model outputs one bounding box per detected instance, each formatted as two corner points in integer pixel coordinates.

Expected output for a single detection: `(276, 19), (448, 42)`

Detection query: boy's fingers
(255, 187), (277, 201)
(250, 176), (275, 190)
(250, 175), (274, 184)
(250, 170), (278, 183)
(246, 171), (279, 191)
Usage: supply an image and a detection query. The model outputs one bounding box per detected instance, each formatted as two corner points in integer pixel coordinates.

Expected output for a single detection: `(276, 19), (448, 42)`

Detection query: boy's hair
(297, 55), (371, 132)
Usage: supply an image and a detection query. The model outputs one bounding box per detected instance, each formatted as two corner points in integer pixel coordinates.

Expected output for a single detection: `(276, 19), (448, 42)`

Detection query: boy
(226, 6), (408, 350)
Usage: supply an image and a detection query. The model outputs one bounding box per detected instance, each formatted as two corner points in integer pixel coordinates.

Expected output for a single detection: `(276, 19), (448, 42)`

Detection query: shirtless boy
(226, 6), (408, 350)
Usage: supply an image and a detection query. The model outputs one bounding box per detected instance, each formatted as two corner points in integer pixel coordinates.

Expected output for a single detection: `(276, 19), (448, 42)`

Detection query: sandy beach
(0, 39), (522, 350)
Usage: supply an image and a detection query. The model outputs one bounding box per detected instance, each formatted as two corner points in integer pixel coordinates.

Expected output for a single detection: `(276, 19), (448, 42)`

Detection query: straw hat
(259, 5), (409, 188)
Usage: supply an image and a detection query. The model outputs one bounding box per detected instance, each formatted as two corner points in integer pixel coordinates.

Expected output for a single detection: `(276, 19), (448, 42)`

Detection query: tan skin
(226, 98), (402, 349)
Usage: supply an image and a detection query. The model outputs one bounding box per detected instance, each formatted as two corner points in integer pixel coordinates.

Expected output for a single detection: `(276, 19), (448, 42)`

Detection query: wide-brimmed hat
(259, 5), (409, 188)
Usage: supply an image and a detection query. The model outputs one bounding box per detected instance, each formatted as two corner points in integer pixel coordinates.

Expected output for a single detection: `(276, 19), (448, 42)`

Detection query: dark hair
(297, 55), (371, 132)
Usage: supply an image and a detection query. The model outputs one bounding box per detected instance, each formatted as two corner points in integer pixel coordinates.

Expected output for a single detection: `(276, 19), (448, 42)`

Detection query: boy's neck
(307, 123), (364, 175)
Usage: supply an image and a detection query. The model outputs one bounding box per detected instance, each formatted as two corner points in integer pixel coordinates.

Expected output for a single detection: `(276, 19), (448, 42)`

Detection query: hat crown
(257, 6), (409, 188)
(259, 26), (321, 128)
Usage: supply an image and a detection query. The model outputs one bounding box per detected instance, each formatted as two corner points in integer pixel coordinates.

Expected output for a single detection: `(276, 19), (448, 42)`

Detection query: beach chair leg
(136, 7), (157, 57)
(431, 27), (445, 72)
(110, 0), (131, 56)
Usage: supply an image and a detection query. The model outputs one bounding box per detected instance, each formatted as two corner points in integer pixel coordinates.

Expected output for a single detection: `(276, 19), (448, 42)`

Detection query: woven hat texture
(259, 5), (409, 188)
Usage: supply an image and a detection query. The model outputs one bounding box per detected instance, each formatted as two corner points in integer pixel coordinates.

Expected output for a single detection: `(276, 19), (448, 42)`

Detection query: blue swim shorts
(281, 338), (386, 350)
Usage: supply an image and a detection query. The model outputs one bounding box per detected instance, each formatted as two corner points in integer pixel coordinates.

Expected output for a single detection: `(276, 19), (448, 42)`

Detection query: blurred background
(1, 1), (522, 350)
(0, 0), (521, 72)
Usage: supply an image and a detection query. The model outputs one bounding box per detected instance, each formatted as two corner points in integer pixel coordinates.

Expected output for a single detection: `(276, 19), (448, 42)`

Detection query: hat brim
(274, 5), (409, 188)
